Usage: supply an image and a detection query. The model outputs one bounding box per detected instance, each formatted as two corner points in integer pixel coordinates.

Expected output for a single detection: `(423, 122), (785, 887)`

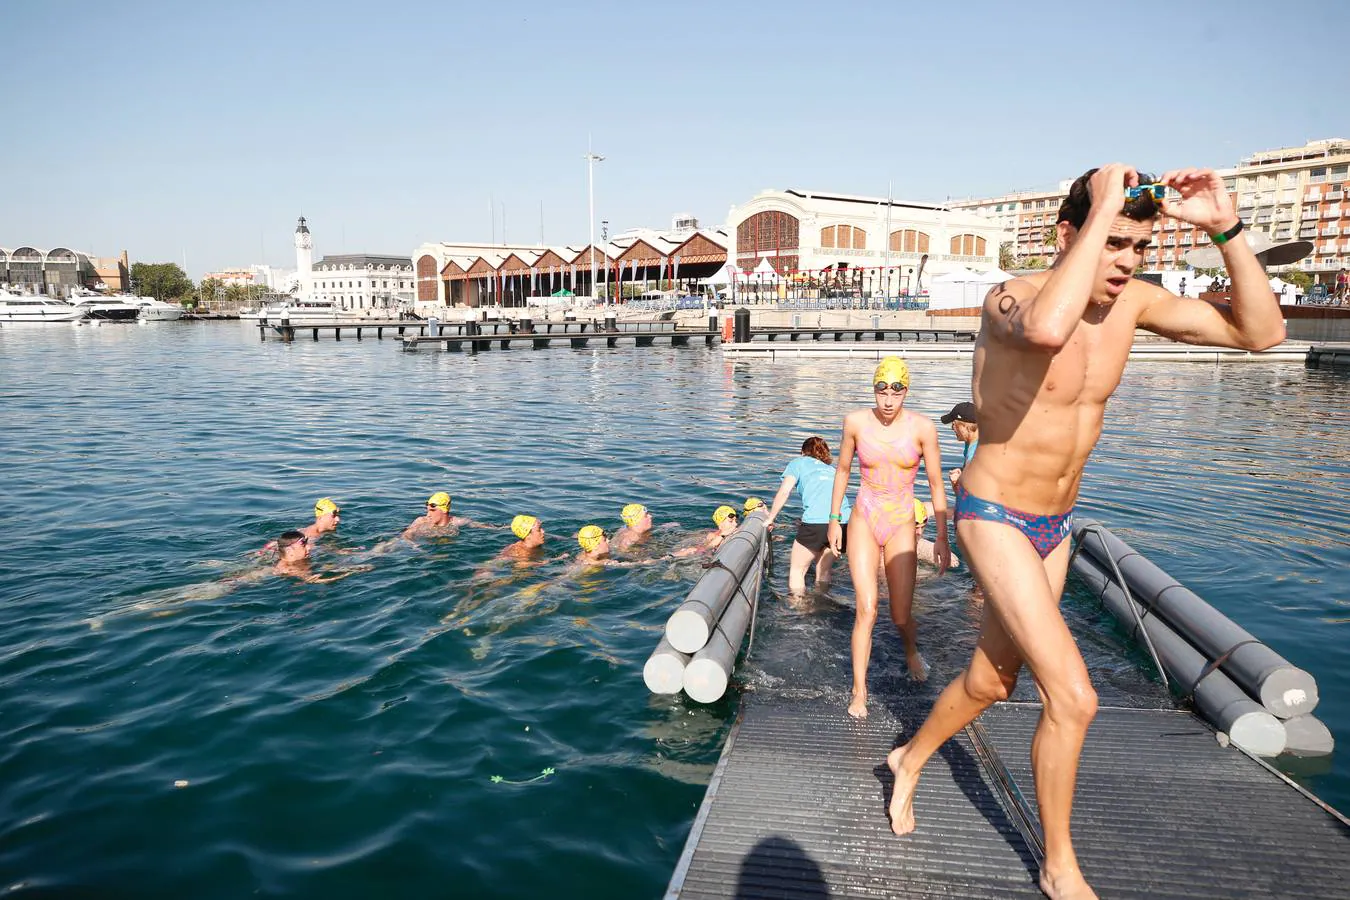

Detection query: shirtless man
(884, 165), (1283, 900)
(402, 492), (471, 539)
(611, 503), (653, 552)
(500, 514), (547, 560)
(302, 498), (342, 542)
(274, 530), (363, 583)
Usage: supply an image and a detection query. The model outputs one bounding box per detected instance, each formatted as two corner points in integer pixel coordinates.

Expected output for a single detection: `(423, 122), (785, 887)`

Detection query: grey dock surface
(669, 696), (1349, 899)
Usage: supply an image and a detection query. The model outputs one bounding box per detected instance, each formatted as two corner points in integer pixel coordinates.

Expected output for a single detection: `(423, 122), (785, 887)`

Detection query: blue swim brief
(954, 484), (1072, 559)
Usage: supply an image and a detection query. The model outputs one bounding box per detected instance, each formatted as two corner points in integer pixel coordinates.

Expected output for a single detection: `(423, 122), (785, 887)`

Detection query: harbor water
(0, 323), (1345, 898)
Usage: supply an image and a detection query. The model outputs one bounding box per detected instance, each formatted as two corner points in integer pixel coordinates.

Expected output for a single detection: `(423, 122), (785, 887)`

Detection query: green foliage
(131, 262), (194, 301)
(1282, 268), (1312, 290)
(999, 242), (1016, 270)
(197, 278), (223, 308)
(1023, 256), (1049, 270)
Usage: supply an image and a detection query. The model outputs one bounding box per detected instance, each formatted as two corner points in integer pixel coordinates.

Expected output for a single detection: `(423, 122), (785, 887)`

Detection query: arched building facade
(726, 189), (1007, 295)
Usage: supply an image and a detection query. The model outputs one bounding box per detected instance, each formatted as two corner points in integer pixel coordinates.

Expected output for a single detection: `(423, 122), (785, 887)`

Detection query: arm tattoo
(991, 282), (1027, 338)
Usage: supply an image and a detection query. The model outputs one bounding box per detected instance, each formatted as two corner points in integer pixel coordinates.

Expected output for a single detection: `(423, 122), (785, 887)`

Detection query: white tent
(929, 268), (988, 311)
(971, 267), (1012, 283)
(751, 257), (781, 284)
(701, 262), (740, 286)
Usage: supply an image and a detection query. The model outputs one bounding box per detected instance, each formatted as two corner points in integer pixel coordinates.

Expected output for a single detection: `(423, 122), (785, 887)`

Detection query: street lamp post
(584, 141), (605, 302)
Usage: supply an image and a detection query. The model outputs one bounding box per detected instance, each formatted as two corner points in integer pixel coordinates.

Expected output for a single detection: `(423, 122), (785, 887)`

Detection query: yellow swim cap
(873, 356), (911, 389)
(314, 498), (339, 518)
(913, 498), (929, 527)
(621, 503), (648, 527)
(712, 505), (737, 525)
(511, 514), (538, 540)
(743, 497), (765, 513)
(577, 525), (605, 552)
(427, 491), (451, 511)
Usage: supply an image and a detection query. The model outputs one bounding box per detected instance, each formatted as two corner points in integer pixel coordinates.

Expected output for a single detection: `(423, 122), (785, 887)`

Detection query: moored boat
(0, 291), (87, 323)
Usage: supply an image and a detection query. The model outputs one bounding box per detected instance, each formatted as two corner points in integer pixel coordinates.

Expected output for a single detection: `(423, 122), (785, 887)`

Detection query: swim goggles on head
(1126, 184), (1165, 201)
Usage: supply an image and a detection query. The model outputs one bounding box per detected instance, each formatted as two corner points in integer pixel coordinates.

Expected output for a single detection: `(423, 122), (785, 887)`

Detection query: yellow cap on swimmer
(743, 497), (765, 513)
(577, 524), (605, 552)
(712, 505), (737, 525)
(511, 514), (538, 539)
(427, 491), (451, 511)
(621, 503), (648, 527)
(914, 498), (929, 527)
(873, 356), (910, 389)
(314, 498), (339, 518)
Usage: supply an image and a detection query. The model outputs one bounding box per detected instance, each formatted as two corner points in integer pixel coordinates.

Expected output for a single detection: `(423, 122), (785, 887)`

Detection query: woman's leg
(846, 514), (881, 718)
(882, 523), (924, 680)
(787, 539), (816, 594)
(815, 546), (838, 588)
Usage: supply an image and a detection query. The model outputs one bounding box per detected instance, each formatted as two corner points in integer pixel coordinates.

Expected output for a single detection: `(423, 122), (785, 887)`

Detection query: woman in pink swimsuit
(829, 356), (951, 718)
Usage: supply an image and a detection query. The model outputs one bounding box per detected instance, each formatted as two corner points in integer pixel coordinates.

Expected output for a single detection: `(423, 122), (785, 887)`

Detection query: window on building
(889, 229), (930, 254)
(1333, 165), (1348, 178)
(950, 234), (987, 256)
(1310, 168), (1326, 183)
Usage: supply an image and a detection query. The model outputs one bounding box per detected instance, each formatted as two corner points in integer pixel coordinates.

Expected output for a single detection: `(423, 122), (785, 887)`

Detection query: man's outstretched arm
(1138, 169), (1284, 350)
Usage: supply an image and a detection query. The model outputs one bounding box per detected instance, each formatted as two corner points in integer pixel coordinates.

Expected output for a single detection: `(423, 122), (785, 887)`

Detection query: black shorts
(794, 521), (846, 554)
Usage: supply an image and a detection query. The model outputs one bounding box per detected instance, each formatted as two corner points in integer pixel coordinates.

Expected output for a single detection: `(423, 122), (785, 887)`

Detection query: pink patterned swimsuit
(853, 411), (922, 546)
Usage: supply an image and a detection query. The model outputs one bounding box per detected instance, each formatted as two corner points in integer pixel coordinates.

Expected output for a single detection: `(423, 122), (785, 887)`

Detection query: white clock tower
(294, 216), (313, 297)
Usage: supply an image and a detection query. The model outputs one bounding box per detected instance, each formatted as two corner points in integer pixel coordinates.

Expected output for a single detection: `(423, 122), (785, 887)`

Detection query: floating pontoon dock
(668, 696), (1349, 899)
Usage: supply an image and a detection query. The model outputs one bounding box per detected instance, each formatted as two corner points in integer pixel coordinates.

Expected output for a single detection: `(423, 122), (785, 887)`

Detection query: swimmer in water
(611, 503), (653, 553)
(402, 491), (472, 539)
(260, 497), (341, 554)
(829, 356), (951, 714)
(575, 525), (611, 564)
(274, 530), (363, 583)
(703, 505), (740, 551)
(500, 514), (547, 559)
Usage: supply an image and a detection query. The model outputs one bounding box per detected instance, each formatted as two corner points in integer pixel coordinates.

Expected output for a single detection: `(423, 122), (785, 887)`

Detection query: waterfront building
(950, 138), (1350, 284)
(0, 246), (125, 297)
(411, 215), (729, 308)
(202, 268), (257, 287)
(725, 189), (1006, 297)
(294, 217), (413, 310)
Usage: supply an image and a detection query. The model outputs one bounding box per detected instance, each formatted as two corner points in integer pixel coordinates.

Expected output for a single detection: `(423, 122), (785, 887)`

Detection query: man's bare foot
(1039, 867), (1098, 900)
(906, 650), (929, 682)
(847, 691), (868, 718)
(886, 745), (918, 835)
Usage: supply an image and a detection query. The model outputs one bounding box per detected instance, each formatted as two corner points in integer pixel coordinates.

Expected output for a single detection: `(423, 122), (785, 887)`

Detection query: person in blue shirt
(940, 401), (979, 488)
(763, 436), (853, 594)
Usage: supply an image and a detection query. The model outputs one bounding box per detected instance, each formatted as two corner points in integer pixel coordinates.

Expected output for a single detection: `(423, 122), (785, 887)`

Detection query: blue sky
(2, 0), (1347, 277)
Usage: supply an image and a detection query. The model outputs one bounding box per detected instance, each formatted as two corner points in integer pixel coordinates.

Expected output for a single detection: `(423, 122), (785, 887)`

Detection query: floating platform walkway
(1307, 343), (1350, 370)
(668, 695), (1350, 899)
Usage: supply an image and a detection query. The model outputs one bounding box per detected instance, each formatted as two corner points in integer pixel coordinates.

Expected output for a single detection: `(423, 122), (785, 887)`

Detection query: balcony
(1316, 244), (1335, 254)
(1304, 192), (1321, 202)
(1323, 207), (1340, 218)
(1328, 190), (1345, 201)
(1323, 227), (1341, 237)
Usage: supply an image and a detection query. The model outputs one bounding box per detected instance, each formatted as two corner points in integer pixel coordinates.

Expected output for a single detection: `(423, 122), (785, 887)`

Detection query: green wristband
(829, 514), (842, 521)
(1210, 220), (1244, 246)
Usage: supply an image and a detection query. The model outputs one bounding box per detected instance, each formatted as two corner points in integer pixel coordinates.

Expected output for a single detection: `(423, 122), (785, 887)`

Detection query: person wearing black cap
(939, 401), (979, 488)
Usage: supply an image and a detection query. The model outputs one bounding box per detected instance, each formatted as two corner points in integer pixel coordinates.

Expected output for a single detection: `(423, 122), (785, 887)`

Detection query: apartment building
(950, 138), (1350, 282)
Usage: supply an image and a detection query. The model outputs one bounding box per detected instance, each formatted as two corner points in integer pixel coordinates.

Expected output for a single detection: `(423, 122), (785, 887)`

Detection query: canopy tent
(550, 288), (575, 297)
(1268, 276), (1290, 296)
(701, 262), (741, 286)
(971, 267), (1012, 283)
(750, 257), (781, 283)
(928, 268), (988, 310)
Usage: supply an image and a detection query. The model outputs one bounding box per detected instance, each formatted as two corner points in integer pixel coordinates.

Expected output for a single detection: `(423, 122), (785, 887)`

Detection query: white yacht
(69, 289), (141, 322)
(130, 296), (185, 322)
(0, 291), (87, 323)
(253, 296), (344, 324)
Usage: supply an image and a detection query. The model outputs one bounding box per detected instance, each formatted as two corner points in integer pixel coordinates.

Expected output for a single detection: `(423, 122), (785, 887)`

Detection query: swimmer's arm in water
(302, 564), (374, 584)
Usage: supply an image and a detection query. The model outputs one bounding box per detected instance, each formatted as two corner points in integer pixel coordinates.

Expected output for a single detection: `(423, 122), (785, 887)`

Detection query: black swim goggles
(874, 382), (908, 393)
